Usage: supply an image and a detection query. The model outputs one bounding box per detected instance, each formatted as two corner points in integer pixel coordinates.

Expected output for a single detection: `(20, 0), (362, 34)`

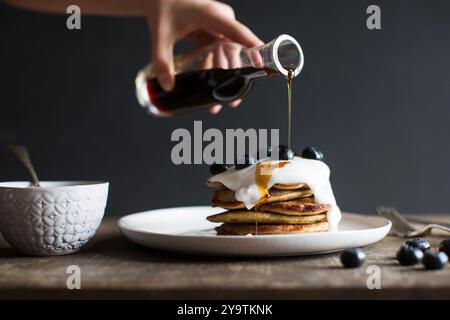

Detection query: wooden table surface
(1, 215), (450, 299)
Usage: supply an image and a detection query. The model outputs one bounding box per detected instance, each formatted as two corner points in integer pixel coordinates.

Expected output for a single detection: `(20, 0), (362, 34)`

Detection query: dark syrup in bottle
(146, 67), (277, 115)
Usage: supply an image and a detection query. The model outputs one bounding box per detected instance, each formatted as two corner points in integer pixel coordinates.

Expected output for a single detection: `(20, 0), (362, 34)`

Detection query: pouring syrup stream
(286, 69), (294, 149)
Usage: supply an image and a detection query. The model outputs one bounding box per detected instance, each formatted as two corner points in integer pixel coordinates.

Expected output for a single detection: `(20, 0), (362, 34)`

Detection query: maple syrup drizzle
(254, 212), (258, 236)
(286, 69), (294, 149)
(253, 161), (290, 234)
(255, 161), (290, 205)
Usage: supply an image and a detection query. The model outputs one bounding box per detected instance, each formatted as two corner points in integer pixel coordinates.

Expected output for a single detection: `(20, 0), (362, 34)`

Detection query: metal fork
(376, 206), (450, 237)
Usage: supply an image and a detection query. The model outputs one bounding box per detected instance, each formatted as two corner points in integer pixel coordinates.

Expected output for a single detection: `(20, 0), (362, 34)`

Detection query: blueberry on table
(278, 145), (295, 160)
(396, 244), (424, 266)
(439, 239), (450, 256)
(340, 248), (365, 268)
(235, 154), (256, 170)
(403, 238), (431, 252)
(422, 251), (448, 270)
(301, 147), (324, 161)
(209, 163), (229, 175)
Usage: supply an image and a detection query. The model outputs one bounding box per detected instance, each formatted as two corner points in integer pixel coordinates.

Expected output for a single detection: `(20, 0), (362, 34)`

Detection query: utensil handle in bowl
(6, 144), (41, 187)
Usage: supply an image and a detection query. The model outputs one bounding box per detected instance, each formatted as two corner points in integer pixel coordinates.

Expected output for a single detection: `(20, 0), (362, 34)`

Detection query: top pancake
(212, 188), (314, 210)
(207, 180), (307, 190)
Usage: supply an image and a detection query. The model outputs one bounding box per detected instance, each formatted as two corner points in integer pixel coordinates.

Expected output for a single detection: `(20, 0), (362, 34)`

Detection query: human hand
(144, 0), (263, 113)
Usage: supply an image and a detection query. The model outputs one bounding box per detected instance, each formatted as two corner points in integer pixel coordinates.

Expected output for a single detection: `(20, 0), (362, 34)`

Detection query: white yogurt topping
(208, 156), (341, 231)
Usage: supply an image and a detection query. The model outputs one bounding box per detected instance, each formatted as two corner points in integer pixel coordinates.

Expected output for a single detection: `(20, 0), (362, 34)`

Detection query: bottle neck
(242, 34), (304, 78)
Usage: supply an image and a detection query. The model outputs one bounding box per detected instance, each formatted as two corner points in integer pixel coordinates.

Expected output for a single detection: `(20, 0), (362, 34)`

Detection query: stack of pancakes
(207, 181), (331, 235)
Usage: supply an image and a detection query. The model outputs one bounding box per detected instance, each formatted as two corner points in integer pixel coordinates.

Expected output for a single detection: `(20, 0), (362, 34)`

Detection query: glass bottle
(135, 34), (304, 117)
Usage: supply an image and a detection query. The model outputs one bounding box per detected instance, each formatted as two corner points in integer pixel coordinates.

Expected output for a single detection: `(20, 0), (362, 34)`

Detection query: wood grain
(1, 215), (450, 299)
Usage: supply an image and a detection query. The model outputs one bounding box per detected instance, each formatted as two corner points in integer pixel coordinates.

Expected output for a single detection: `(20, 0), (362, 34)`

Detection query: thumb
(151, 29), (175, 92)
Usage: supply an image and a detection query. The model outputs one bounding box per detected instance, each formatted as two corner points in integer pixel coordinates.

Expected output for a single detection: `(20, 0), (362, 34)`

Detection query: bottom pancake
(216, 221), (329, 235)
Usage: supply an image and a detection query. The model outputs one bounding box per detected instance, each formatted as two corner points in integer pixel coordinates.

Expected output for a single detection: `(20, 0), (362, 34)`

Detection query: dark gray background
(1, 0), (450, 217)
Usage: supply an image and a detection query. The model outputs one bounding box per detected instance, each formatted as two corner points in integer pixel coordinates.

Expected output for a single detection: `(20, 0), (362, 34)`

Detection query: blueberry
(439, 239), (450, 256)
(257, 145), (272, 159)
(301, 147), (324, 161)
(422, 251), (448, 270)
(403, 238), (431, 252)
(396, 245), (424, 266)
(209, 163), (229, 175)
(278, 145), (296, 160)
(235, 154), (256, 170)
(340, 248), (365, 268)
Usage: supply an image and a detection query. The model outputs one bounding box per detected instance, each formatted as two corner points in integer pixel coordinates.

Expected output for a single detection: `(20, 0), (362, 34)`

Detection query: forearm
(2, 0), (147, 16)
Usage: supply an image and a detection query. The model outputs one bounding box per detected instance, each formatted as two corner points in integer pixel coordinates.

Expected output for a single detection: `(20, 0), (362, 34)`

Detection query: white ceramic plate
(118, 206), (391, 257)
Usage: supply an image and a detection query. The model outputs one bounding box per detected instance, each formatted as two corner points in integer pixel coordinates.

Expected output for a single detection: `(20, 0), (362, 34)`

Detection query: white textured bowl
(0, 181), (109, 256)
